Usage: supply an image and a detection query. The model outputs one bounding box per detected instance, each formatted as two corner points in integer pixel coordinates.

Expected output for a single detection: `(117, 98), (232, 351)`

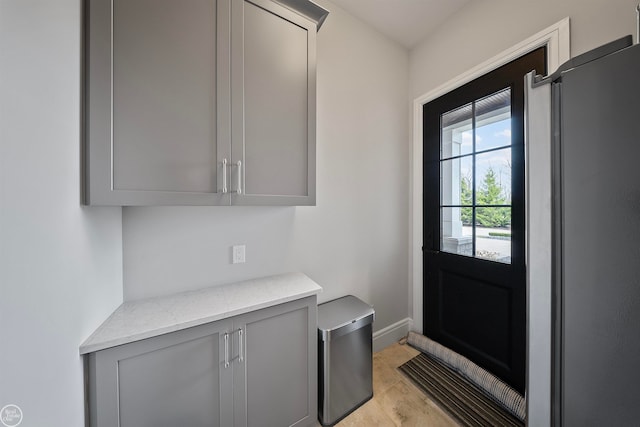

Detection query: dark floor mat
(399, 353), (524, 427)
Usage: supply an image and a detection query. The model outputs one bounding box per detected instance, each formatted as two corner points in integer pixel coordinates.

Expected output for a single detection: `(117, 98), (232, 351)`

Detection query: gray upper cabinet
(84, 0), (326, 206)
(85, 0), (231, 206)
(231, 0), (317, 205)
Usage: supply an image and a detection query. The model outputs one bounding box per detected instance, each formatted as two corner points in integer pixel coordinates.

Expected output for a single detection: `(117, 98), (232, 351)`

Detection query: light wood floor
(318, 342), (460, 427)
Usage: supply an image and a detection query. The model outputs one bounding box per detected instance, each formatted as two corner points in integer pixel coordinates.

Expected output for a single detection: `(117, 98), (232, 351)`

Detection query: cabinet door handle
(238, 328), (244, 363)
(224, 332), (229, 368)
(221, 158), (228, 194)
(234, 160), (242, 195)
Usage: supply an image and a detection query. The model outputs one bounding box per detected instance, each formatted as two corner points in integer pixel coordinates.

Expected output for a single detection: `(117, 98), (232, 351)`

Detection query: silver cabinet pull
(221, 158), (228, 194)
(234, 160), (242, 195)
(224, 332), (229, 368)
(238, 328), (244, 363)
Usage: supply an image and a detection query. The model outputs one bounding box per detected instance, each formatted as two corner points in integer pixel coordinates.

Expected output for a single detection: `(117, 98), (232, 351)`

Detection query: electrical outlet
(232, 245), (246, 264)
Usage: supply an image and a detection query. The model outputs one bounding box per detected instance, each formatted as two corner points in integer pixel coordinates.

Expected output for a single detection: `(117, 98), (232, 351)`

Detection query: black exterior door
(423, 48), (546, 393)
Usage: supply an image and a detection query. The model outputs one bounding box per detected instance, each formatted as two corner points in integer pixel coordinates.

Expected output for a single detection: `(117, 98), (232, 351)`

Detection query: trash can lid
(318, 295), (375, 332)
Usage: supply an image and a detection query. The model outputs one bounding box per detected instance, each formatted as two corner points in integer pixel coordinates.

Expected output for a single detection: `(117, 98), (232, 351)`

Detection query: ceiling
(329, 0), (473, 49)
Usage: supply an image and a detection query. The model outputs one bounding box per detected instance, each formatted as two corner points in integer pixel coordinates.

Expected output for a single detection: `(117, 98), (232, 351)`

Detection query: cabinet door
(85, 0), (231, 205)
(87, 320), (233, 427)
(233, 296), (317, 427)
(230, 0), (316, 206)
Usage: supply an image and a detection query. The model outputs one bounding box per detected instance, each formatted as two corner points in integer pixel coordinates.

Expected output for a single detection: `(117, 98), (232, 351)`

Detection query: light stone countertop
(80, 272), (322, 354)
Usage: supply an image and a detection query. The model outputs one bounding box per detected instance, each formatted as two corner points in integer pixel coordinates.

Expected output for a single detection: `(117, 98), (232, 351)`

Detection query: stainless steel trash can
(318, 295), (375, 426)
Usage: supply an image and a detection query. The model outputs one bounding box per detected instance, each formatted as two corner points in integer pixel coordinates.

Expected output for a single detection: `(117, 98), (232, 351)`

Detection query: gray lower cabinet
(234, 299), (316, 426)
(87, 318), (234, 427)
(84, 0), (326, 206)
(85, 297), (317, 427)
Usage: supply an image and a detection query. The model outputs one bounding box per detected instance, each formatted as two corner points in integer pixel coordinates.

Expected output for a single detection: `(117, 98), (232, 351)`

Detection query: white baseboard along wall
(373, 317), (413, 352)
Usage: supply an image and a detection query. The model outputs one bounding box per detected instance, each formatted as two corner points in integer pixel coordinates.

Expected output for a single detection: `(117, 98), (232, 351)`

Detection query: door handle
(221, 158), (228, 194)
(237, 328), (244, 363)
(425, 249), (440, 255)
(231, 160), (242, 194)
(224, 332), (229, 368)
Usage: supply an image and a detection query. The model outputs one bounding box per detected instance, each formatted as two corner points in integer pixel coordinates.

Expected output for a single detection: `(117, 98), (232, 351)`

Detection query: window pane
(475, 88), (511, 153)
(441, 155), (472, 206)
(475, 148), (511, 206)
(439, 87), (515, 265)
(441, 207), (472, 256)
(475, 207), (511, 263)
(441, 103), (472, 159)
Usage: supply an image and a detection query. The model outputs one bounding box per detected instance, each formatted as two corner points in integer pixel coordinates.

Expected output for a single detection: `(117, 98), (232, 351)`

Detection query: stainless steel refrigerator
(528, 36), (640, 425)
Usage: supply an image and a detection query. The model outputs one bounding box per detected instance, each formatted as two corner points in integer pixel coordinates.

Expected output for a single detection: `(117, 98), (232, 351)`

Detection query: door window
(440, 88), (512, 263)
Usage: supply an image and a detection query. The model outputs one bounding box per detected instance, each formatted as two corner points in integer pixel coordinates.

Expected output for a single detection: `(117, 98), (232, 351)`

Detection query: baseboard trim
(373, 317), (413, 352)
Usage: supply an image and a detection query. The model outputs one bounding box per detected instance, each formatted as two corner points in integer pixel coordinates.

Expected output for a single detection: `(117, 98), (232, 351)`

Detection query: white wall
(0, 1), (123, 426)
(122, 0), (410, 337)
(410, 0), (639, 100)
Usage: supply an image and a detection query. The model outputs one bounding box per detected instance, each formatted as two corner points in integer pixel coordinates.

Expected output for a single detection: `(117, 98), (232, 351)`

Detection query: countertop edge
(80, 273), (322, 355)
